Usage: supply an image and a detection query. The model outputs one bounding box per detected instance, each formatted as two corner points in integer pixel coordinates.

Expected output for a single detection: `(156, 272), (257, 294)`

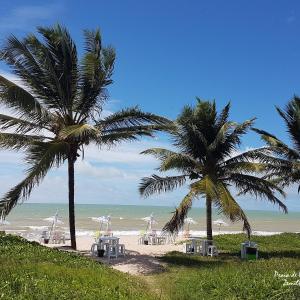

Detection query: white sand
(48, 235), (183, 275)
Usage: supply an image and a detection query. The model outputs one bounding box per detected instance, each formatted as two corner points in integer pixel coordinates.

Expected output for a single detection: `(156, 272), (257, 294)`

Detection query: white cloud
(75, 160), (137, 179)
(83, 139), (170, 165)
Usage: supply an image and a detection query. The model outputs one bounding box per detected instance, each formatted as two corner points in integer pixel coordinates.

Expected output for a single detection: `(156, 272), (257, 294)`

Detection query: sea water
(2, 203), (300, 237)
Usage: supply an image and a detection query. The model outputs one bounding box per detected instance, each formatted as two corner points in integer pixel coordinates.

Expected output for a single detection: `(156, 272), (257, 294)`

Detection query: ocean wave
(74, 229), (286, 237)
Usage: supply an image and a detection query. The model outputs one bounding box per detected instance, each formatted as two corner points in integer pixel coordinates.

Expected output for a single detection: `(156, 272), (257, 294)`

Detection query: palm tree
(0, 25), (171, 249)
(139, 100), (287, 240)
(253, 97), (300, 192)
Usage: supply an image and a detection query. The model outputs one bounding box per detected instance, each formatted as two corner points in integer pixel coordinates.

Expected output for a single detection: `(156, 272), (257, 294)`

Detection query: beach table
(156, 236), (166, 245)
(98, 236), (119, 247)
(99, 236), (120, 258)
(189, 237), (203, 254)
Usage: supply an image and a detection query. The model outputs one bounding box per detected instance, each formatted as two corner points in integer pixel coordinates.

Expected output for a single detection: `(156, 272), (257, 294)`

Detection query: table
(98, 236), (119, 247)
(98, 236), (120, 259)
(99, 236), (119, 243)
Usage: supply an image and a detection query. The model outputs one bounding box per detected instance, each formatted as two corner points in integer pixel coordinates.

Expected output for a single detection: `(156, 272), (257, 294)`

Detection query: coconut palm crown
(253, 97), (300, 192)
(0, 25), (171, 249)
(139, 100), (287, 240)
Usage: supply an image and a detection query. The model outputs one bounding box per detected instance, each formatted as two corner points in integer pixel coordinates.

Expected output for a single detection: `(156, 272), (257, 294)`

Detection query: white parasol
(91, 215), (111, 233)
(141, 213), (157, 232)
(43, 211), (63, 238)
(213, 219), (228, 233)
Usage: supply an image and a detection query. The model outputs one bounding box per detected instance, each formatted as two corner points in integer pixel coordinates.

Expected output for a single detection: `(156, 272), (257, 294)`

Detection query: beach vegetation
(254, 97), (300, 196)
(0, 25), (171, 249)
(139, 100), (287, 240)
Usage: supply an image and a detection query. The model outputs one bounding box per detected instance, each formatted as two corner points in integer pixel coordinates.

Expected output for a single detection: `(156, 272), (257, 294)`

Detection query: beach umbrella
(184, 217), (197, 232)
(141, 213), (157, 232)
(91, 215), (111, 233)
(213, 219), (228, 233)
(43, 211), (63, 237)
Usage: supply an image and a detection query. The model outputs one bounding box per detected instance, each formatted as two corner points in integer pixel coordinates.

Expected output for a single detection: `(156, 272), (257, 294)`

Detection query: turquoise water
(3, 203), (300, 234)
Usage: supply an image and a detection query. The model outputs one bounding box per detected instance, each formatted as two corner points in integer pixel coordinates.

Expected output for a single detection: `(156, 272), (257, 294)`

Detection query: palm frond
(276, 97), (300, 152)
(59, 124), (100, 141)
(139, 175), (187, 197)
(226, 173), (287, 213)
(207, 122), (235, 151)
(0, 141), (68, 215)
(140, 148), (178, 160)
(0, 114), (44, 133)
(190, 176), (219, 200)
(215, 183), (251, 238)
(1, 35), (61, 111)
(223, 161), (282, 175)
(0, 132), (45, 150)
(141, 148), (199, 173)
(162, 191), (196, 234)
(37, 25), (79, 113)
(99, 107), (173, 130)
(0, 75), (50, 123)
(76, 29), (115, 119)
(158, 153), (200, 173)
(99, 131), (144, 146)
(215, 102), (230, 128)
(253, 128), (300, 160)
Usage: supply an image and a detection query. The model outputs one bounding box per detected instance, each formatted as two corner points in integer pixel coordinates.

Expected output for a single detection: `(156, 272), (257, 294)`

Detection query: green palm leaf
(140, 100), (286, 239)
(139, 175), (187, 197)
(163, 191), (196, 233)
(0, 24), (170, 249)
(0, 141), (68, 215)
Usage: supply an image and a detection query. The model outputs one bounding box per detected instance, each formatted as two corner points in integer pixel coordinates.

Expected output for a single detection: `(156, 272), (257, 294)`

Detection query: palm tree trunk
(68, 155), (76, 250)
(206, 195), (213, 241)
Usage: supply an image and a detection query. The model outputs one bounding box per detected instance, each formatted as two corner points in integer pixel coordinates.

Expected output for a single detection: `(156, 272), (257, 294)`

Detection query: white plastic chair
(208, 245), (218, 257)
(118, 244), (126, 256)
(183, 242), (194, 254)
(40, 230), (49, 243)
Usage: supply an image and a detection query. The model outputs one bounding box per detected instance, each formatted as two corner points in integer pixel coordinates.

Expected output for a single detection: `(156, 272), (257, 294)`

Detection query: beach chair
(183, 242), (194, 254)
(40, 230), (49, 243)
(118, 244), (126, 256)
(165, 233), (176, 244)
(193, 239), (202, 254)
(106, 241), (119, 259)
(91, 243), (99, 256)
(201, 239), (213, 256)
(51, 232), (65, 244)
(91, 242), (109, 257)
(208, 245), (218, 257)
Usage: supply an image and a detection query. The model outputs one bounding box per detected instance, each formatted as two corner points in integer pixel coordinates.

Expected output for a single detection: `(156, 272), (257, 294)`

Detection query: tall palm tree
(0, 25), (171, 249)
(139, 100), (287, 240)
(253, 97), (300, 192)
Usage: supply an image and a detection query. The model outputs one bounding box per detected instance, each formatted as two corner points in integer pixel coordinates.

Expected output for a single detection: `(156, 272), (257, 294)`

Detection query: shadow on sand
(80, 249), (167, 275)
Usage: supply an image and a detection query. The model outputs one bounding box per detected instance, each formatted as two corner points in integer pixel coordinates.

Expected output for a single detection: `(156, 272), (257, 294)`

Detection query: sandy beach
(46, 235), (182, 275)
(45, 231), (296, 275)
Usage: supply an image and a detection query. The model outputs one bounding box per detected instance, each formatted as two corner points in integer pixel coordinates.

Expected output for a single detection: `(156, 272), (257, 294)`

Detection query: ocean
(2, 203), (299, 237)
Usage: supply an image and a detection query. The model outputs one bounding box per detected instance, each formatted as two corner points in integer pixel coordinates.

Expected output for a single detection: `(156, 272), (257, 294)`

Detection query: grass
(0, 234), (153, 300)
(1, 233), (300, 299)
(150, 233), (300, 300)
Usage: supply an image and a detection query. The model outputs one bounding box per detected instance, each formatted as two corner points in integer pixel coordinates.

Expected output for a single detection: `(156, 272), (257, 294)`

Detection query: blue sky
(0, 0), (300, 211)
